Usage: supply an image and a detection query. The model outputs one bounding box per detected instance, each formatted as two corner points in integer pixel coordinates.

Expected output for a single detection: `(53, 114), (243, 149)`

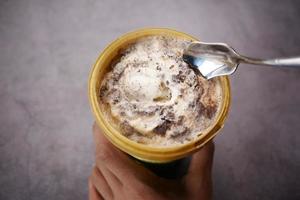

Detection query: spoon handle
(239, 56), (300, 68)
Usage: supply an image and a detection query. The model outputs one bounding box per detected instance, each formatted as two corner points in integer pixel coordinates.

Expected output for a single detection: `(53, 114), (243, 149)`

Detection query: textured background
(1, 0), (300, 199)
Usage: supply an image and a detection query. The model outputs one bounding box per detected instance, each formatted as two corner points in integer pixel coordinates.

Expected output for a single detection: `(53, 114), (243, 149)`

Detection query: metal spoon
(183, 42), (300, 79)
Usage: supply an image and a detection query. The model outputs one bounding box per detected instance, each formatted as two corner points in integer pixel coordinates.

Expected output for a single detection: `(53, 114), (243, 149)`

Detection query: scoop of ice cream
(121, 67), (162, 102)
(99, 35), (222, 146)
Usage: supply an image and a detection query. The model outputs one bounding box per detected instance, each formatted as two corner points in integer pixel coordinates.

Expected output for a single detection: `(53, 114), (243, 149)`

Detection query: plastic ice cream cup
(89, 28), (231, 163)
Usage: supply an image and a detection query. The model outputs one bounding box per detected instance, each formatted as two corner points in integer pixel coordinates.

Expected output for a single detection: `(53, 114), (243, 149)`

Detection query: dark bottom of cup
(132, 156), (191, 179)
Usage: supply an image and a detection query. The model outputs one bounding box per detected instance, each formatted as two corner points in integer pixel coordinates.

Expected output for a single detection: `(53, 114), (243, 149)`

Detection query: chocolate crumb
(99, 84), (108, 98)
(163, 112), (175, 121)
(179, 75), (186, 82)
(136, 106), (159, 116)
(204, 104), (217, 119)
(188, 101), (195, 108)
(197, 102), (217, 119)
(112, 98), (120, 104)
(153, 120), (171, 136)
(120, 121), (135, 137)
(111, 70), (124, 82)
(136, 110), (155, 116)
(172, 73), (186, 83)
(177, 115), (185, 125)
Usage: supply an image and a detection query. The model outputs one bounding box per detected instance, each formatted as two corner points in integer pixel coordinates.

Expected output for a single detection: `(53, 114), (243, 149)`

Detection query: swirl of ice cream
(99, 35), (222, 146)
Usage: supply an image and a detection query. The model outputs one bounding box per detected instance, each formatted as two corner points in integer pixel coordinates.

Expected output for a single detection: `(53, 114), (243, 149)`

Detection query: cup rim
(89, 27), (231, 162)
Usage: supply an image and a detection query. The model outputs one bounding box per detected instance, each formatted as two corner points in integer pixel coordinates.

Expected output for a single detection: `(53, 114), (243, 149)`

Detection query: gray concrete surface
(1, 0), (299, 199)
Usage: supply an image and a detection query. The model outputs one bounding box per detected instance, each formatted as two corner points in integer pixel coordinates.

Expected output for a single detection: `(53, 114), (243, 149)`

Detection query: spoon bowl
(183, 42), (240, 79)
(183, 41), (300, 79)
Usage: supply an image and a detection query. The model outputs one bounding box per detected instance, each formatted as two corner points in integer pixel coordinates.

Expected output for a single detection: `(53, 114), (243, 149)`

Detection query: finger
(93, 123), (123, 188)
(93, 122), (158, 184)
(90, 166), (113, 200)
(185, 141), (214, 186)
(99, 164), (123, 190)
(89, 178), (104, 200)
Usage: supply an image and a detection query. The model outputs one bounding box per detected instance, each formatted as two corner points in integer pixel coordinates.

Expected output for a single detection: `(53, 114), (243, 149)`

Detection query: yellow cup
(89, 28), (231, 163)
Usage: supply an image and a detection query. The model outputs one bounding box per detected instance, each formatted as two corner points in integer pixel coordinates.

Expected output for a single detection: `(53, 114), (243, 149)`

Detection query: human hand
(89, 123), (214, 200)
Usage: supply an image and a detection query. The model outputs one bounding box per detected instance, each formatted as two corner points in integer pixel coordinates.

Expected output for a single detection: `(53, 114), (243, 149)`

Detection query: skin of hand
(89, 123), (214, 200)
